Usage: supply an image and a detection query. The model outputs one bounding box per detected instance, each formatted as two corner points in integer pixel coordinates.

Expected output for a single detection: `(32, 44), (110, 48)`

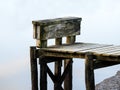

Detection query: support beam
(30, 47), (38, 90)
(40, 58), (47, 90)
(64, 36), (75, 90)
(54, 38), (63, 90)
(94, 60), (120, 69)
(54, 60), (62, 90)
(85, 52), (95, 90)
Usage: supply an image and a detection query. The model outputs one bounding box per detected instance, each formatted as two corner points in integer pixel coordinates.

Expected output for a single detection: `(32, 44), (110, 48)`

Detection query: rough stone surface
(95, 71), (120, 90)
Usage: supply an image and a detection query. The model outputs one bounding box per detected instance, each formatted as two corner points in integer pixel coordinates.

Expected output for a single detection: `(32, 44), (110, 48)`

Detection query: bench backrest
(32, 17), (82, 48)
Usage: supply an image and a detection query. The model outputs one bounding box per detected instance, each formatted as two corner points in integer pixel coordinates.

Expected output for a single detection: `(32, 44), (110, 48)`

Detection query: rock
(95, 71), (120, 90)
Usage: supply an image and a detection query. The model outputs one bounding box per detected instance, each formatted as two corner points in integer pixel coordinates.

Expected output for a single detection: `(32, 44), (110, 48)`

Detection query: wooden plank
(76, 44), (112, 52)
(32, 17), (82, 40)
(94, 60), (120, 69)
(55, 38), (62, 45)
(41, 43), (112, 53)
(99, 47), (120, 54)
(85, 52), (95, 90)
(39, 49), (85, 58)
(47, 43), (100, 50)
(32, 17), (81, 26)
(30, 47), (38, 90)
(93, 53), (120, 61)
(36, 40), (47, 48)
(33, 24), (37, 39)
(89, 46), (120, 54)
(79, 45), (114, 53)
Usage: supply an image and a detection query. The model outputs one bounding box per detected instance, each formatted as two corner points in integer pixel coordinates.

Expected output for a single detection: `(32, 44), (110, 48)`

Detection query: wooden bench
(30, 17), (120, 90)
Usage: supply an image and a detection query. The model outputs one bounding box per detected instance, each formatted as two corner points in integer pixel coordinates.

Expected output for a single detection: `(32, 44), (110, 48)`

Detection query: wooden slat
(89, 46), (120, 54)
(36, 40), (47, 48)
(39, 45), (86, 59)
(79, 45), (114, 53)
(41, 43), (109, 52)
(38, 42), (120, 61)
(76, 44), (112, 52)
(40, 43), (112, 56)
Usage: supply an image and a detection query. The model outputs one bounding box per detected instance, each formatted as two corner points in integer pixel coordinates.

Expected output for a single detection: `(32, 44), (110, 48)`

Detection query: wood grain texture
(30, 47), (38, 90)
(94, 60), (120, 69)
(39, 42), (120, 61)
(32, 17), (82, 40)
(40, 59), (47, 90)
(64, 36), (75, 90)
(54, 38), (63, 90)
(85, 52), (95, 90)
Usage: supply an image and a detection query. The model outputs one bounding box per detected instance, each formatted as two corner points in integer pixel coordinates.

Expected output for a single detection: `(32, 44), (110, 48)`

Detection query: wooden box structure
(32, 17), (81, 47)
(30, 17), (120, 90)
(31, 17), (82, 90)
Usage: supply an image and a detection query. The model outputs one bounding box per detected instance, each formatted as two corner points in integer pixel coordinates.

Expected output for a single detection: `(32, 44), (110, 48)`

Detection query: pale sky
(0, 0), (120, 90)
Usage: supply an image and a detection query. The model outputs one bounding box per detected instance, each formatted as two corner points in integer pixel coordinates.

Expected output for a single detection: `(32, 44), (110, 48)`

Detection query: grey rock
(96, 71), (120, 90)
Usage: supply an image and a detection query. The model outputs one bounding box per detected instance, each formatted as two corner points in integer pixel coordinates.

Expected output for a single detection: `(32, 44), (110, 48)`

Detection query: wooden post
(39, 39), (48, 90)
(85, 52), (95, 90)
(54, 38), (63, 90)
(40, 58), (47, 90)
(30, 47), (38, 90)
(64, 36), (75, 90)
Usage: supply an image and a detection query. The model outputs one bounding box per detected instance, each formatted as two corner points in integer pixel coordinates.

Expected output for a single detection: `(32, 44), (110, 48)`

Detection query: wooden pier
(30, 17), (120, 90)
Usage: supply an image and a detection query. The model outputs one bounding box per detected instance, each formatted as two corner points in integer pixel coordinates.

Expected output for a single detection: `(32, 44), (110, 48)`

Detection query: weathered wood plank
(89, 46), (120, 54)
(55, 38), (62, 45)
(30, 47), (38, 90)
(39, 38), (48, 90)
(32, 17), (82, 40)
(36, 40), (47, 48)
(85, 52), (95, 90)
(40, 58), (47, 90)
(33, 24), (37, 39)
(94, 60), (120, 69)
(41, 43), (112, 53)
(39, 49), (85, 58)
(79, 45), (114, 52)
